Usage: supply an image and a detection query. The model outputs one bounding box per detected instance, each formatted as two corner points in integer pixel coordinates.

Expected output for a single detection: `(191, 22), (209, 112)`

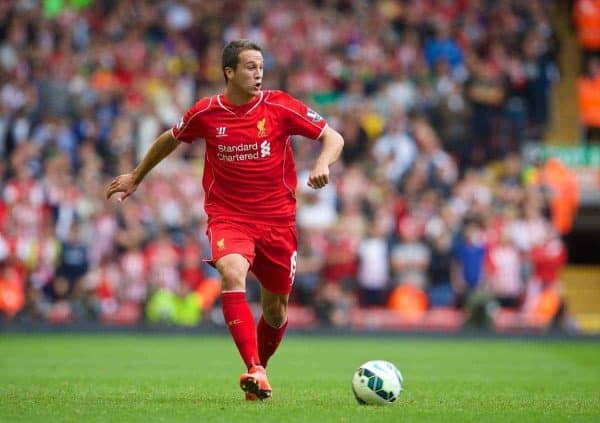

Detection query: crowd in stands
(0, 1), (573, 330)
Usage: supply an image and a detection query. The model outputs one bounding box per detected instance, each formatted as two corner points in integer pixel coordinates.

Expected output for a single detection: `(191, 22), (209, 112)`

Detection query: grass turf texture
(1, 334), (598, 422)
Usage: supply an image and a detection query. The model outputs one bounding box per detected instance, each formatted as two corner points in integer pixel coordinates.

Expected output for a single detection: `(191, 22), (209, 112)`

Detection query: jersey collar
(218, 91), (264, 116)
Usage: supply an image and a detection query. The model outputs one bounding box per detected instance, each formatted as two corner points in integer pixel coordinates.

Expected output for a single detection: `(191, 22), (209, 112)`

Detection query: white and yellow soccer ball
(352, 360), (404, 405)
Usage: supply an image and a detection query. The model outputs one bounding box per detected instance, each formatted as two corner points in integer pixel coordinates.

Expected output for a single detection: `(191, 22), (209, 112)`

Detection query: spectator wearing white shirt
(372, 112), (417, 184)
(391, 219), (431, 290)
(485, 230), (523, 308)
(357, 221), (390, 307)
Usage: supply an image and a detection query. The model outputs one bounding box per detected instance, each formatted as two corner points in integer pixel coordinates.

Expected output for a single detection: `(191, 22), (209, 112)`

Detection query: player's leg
(216, 253), (262, 370)
(257, 287), (289, 368)
(218, 257), (272, 401)
(208, 221), (262, 368)
(252, 225), (297, 368)
(238, 272), (287, 401)
(218, 254), (272, 400)
(208, 221), (272, 400)
(238, 285), (288, 401)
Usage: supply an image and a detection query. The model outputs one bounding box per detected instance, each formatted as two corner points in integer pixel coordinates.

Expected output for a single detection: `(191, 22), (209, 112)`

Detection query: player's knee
(219, 265), (247, 290)
(263, 299), (288, 328)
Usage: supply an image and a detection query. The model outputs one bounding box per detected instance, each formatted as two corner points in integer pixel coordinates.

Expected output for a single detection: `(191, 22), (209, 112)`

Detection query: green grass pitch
(1, 334), (598, 422)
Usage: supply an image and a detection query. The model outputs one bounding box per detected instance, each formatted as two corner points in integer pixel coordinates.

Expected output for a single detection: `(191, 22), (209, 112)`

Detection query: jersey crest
(257, 117), (267, 137)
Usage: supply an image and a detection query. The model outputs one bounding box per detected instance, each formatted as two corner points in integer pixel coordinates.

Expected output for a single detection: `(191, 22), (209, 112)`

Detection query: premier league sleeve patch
(306, 108), (322, 123)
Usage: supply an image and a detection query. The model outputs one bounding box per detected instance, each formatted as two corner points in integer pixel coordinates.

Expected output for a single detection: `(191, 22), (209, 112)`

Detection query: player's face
(229, 49), (264, 97)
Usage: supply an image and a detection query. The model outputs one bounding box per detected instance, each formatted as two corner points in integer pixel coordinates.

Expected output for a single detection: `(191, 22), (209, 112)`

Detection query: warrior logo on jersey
(217, 238), (225, 250)
(176, 117), (185, 130)
(306, 108), (322, 123)
(257, 117), (267, 137)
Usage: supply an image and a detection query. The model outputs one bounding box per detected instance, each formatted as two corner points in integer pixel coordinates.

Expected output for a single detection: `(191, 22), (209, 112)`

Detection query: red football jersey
(530, 239), (567, 284)
(171, 90), (327, 225)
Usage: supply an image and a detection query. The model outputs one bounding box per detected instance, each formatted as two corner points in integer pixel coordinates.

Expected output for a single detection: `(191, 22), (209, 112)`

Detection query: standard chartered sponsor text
(217, 142), (266, 161)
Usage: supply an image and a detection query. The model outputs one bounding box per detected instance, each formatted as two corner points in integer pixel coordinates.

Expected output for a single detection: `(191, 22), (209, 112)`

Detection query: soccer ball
(352, 360), (403, 405)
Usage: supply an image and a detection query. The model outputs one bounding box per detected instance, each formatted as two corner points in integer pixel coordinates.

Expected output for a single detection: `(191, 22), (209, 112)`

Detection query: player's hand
(307, 163), (330, 189)
(106, 172), (139, 203)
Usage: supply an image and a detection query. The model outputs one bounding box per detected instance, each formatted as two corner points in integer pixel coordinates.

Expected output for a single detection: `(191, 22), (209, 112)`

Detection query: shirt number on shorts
(289, 251), (298, 284)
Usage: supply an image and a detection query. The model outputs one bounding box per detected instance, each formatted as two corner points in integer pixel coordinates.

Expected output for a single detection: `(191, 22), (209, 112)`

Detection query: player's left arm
(307, 125), (344, 189)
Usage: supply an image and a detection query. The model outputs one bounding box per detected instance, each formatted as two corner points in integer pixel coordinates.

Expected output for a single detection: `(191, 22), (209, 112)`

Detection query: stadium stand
(0, 1), (595, 334)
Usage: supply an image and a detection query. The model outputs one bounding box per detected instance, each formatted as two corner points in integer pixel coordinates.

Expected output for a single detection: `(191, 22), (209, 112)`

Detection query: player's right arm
(106, 130), (180, 202)
(106, 97), (210, 202)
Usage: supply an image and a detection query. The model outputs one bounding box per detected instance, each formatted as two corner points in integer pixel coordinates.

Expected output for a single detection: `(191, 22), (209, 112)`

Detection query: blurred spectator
(527, 158), (579, 235)
(372, 111), (416, 185)
(485, 230), (523, 308)
(296, 170), (337, 231)
(356, 220), (389, 307)
(424, 20), (464, 74)
(526, 225), (567, 306)
(426, 231), (454, 308)
(574, 0), (600, 69)
(314, 281), (354, 327)
(339, 114), (369, 165)
(0, 259), (25, 319)
(465, 57), (506, 166)
(505, 202), (546, 255)
(412, 119), (458, 195)
(293, 230), (324, 306)
(452, 218), (487, 308)
(145, 230), (180, 292)
(522, 225), (567, 324)
(577, 56), (600, 142)
(494, 153), (525, 206)
(391, 218), (430, 290)
(55, 224), (89, 294)
(436, 83), (471, 166)
(523, 31), (559, 141)
(321, 223), (358, 288)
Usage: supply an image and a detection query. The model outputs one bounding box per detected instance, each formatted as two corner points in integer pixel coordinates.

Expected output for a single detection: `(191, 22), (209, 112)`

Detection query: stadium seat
(422, 307), (467, 332)
(493, 290), (561, 334)
(47, 302), (73, 325)
(100, 302), (142, 326)
(350, 307), (424, 331)
(286, 305), (317, 329)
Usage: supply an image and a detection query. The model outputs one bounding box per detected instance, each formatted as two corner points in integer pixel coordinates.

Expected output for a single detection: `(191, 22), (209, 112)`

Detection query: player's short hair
(221, 39), (263, 83)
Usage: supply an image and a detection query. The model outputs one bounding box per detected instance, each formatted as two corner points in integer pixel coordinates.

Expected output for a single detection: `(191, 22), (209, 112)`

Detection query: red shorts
(206, 220), (298, 295)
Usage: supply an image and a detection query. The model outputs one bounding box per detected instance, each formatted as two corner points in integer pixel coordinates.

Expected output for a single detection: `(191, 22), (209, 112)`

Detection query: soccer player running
(106, 39), (344, 400)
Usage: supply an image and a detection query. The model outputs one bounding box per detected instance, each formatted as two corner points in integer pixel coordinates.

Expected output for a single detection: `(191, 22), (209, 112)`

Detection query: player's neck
(223, 86), (257, 106)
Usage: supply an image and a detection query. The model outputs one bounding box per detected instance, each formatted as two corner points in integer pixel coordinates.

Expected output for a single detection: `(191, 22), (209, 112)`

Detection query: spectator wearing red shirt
(530, 227), (567, 288)
(321, 223), (358, 287)
(523, 225), (567, 315)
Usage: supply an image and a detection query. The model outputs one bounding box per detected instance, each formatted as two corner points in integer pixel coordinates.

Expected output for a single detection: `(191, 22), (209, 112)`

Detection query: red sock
(257, 315), (288, 368)
(221, 291), (260, 369)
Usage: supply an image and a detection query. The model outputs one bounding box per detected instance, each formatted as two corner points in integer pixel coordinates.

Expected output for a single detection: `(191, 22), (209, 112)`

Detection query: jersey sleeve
(269, 91), (327, 140)
(171, 97), (211, 143)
